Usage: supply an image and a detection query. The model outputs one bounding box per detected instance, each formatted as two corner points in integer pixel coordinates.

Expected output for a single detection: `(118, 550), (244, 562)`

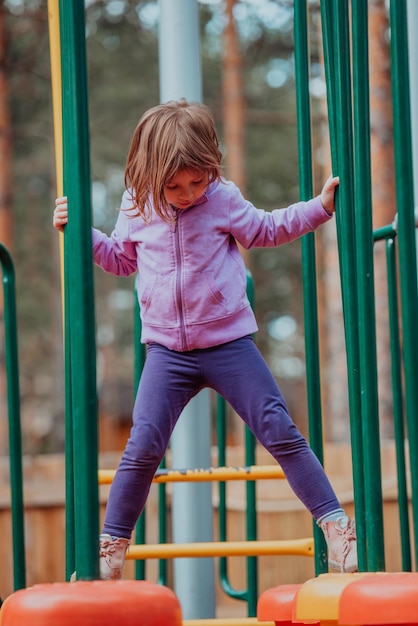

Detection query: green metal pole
(134, 292), (146, 581)
(217, 273), (257, 613)
(245, 426), (257, 616)
(59, 0), (99, 579)
(217, 395), (241, 601)
(320, 0), (367, 570)
(294, 0), (327, 575)
(386, 237), (412, 570)
(0, 244), (26, 590)
(244, 272), (257, 617)
(157, 456), (168, 585)
(64, 290), (75, 581)
(351, 0), (385, 571)
(389, 0), (418, 564)
(217, 397), (250, 605)
(320, 1), (338, 169)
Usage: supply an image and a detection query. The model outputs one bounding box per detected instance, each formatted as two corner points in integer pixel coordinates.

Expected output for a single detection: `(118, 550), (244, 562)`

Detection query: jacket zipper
(174, 213), (188, 351)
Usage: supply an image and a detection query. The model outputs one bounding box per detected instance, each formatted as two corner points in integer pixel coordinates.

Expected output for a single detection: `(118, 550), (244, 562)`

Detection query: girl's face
(164, 169), (209, 210)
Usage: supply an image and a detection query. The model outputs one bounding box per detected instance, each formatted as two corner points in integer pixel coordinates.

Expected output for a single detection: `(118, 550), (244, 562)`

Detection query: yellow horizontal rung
(99, 464), (285, 485)
(126, 537), (314, 560)
(183, 617), (275, 626)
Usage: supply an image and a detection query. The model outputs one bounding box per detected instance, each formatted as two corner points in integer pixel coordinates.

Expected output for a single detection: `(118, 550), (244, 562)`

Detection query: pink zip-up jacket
(92, 179), (332, 352)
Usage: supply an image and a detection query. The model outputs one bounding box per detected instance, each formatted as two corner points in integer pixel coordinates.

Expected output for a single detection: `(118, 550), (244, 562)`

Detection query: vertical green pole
(294, 0), (327, 575)
(217, 273), (257, 613)
(157, 456), (168, 585)
(320, 2), (338, 169)
(64, 293), (75, 580)
(320, 0), (367, 570)
(389, 0), (418, 563)
(245, 425), (257, 616)
(59, 0), (99, 579)
(0, 245), (26, 590)
(351, 0), (385, 570)
(217, 395), (234, 599)
(134, 293), (146, 580)
(134, 294), (168, 583)
(244, 272), (257, 617)
(385, 237), (412, 570)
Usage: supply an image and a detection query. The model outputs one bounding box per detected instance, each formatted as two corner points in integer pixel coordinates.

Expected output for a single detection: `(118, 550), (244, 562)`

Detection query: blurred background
(0, 0), (396, 456)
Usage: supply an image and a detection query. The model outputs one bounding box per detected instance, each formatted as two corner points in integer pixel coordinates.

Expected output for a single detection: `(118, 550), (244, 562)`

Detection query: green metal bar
(351, 0), (384, 571)
(59, 0), (99, 579)
(0, 244), (26, 590)
(217, 394), (234, 597)
(217, 395), (248, 602)
(134, 289), (146, 580)
(157, 456), (168, 585)
(244, 272), (257, 617)
(294, 0), (327, 576)
(321, 0), (367, 570)
(386, 238), (411, 570)
(217, 273), (256, 613)
(135, 511), (146, 580)
(133, 291), (168, 583)
(64, 272), (75, 580)
(244, 426), (257, 616)
(217, 413), (251, 602)
(373, 224), (397, 242)
(389, 0), (418, 563)
(320, 1), (338, 169)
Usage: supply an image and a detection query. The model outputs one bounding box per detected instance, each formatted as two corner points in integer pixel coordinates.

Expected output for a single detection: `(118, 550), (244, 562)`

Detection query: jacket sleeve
(227, 183), (333, 249)
(92, 192), (138, 276)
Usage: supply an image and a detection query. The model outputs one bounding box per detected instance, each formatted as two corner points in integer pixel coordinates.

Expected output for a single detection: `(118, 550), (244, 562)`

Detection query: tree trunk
(368, 0), (396, 437)
(222, 0), (246, 195)
(0, 5), (13, 250)
(221, 0), (248, 444)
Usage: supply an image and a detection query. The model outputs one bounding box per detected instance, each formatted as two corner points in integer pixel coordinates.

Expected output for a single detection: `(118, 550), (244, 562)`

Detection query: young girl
(54, 99), (357, 579)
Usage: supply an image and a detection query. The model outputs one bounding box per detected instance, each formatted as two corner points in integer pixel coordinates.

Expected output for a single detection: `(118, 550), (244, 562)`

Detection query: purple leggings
(103, 336), (341, 539)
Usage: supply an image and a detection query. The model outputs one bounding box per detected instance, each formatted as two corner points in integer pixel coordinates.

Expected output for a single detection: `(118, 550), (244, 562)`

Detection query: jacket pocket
(182, 271), (243, 324)
(139, 273), (178, 328)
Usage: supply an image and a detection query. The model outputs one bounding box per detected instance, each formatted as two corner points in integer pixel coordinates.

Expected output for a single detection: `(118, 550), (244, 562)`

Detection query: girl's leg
(200, 337), (341, 521)
(102, 343), (204, 539)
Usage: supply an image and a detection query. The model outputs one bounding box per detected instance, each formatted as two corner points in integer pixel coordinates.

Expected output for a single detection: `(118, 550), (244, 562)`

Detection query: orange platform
(339, 572), (418, 625)
(258, 572), (418, 626)
(0, 580), (182, 626)
(257, 584), (308, 626)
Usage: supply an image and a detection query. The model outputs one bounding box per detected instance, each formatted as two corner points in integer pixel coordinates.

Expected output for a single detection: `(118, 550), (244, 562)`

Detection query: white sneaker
(70, 534), (130, 581)
(99, 533), (130, 580)
(320, 516), (358, 573)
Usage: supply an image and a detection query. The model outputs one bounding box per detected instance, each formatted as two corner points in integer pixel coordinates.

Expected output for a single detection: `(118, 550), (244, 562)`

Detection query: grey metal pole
(158, 0), (216, 619)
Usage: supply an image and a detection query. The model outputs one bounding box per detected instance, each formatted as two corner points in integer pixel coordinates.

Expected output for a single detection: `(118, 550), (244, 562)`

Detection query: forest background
(0, 0), (396, 457)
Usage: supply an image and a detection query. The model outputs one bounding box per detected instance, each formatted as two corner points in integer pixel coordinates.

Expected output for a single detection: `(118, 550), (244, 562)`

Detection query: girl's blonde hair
(124, 99), (223, 222)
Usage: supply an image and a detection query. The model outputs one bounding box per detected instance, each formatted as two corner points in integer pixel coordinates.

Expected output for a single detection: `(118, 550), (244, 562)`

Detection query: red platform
(0, 580), (182, 626)
(257, 584), (308, 625)
(339, 572), (418, 625)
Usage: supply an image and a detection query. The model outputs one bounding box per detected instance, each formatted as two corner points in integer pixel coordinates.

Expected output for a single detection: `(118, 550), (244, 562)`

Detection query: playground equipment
(258, 571), (418, 626)
(0, 580), (182, 626)
(2, 0), (418, 624)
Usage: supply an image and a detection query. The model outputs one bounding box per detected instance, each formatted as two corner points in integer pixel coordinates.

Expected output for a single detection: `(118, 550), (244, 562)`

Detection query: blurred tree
(222, 0), (246, 194)
(368, 0), (396, 438)
(0, 3), (13, 455)
(0, 4), (12, 251)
